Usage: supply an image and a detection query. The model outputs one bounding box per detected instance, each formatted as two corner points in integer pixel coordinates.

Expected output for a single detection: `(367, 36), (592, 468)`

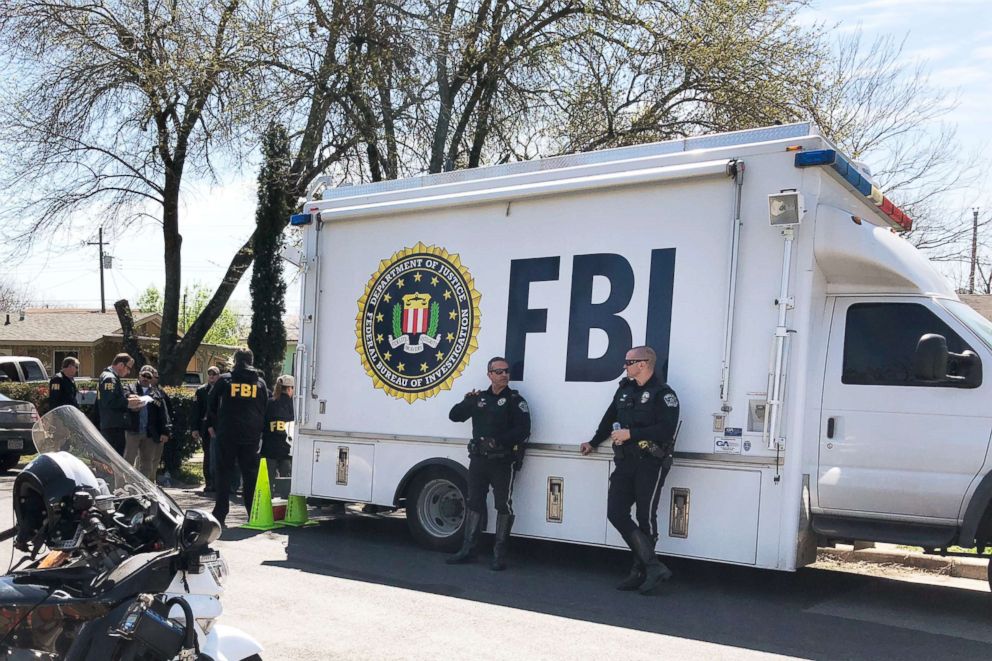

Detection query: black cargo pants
(606, 450), (673, 539)
(466, 455), (516, 515)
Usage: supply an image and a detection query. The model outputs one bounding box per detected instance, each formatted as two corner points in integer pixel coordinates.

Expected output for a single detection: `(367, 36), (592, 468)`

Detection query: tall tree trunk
(114, 299), (148, 371)
(158, 172), (185, 383)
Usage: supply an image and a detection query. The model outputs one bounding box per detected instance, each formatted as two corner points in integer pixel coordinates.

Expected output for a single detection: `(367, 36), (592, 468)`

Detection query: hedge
(0, 380), (202, 463)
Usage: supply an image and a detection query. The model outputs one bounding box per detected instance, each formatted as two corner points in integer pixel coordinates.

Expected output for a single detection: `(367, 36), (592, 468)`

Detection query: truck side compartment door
(311, 441), (375, 502)
(818, 298), (992, 521)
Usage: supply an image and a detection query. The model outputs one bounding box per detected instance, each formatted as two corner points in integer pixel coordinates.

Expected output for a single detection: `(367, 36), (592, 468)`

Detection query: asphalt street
(2, 472), (991, 660)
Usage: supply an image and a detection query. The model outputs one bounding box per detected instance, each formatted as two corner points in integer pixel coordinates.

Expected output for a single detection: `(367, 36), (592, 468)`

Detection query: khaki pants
(124, 431), (163, 481)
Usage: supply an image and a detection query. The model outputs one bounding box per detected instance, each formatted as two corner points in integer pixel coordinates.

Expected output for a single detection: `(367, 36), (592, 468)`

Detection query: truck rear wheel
(405, 467), (468, 552)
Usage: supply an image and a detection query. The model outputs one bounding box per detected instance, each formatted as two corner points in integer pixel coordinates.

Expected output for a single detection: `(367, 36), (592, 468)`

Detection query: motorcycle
(0, 405), (263, 660)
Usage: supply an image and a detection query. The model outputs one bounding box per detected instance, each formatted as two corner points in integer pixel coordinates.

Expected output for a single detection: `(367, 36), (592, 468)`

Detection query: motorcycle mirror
(180, 509), (221, 549)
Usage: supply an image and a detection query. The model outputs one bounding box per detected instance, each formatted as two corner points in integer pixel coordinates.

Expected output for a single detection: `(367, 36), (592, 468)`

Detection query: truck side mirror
(949, 349), (982, 388)
(914, 334), (948, 381)
(914, 334), (983, 387)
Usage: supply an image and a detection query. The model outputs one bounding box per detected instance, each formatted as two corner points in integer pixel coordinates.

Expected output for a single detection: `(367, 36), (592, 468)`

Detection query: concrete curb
(819, 546), (988, 581)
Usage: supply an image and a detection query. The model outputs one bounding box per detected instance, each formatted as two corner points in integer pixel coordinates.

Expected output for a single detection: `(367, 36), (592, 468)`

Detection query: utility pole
(86, 227), (109, 313)
(969, 208), (980, 295)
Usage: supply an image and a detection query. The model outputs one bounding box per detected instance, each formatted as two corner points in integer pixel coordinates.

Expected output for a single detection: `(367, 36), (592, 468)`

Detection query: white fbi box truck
(288, 123), (992, 581)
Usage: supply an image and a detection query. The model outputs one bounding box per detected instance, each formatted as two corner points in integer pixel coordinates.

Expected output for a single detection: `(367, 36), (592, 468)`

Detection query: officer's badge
(356, 242), (481, 403)
(518, 400), (529, 413)
(664, 393), (678, 408)
(640, 391), (650, 404)
(477, 398), (486, 408)
(497, 397), (506, 406)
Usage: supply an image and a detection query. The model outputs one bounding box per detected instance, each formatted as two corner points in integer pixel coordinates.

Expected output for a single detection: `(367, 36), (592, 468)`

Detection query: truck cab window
(842, 302), (973, 387)
(19, 360), (45, 381)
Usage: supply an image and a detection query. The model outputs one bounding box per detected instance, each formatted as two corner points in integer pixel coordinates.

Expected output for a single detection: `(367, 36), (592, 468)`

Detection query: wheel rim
(416, 477), (464, 539)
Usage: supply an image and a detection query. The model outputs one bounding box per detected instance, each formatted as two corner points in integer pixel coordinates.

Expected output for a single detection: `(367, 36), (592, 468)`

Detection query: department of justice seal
(356, 242), (481, 403)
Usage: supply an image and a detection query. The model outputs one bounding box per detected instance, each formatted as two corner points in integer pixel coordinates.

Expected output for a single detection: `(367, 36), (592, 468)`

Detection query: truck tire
(0, 453), (20, 473)
(405, 467), (468, 552)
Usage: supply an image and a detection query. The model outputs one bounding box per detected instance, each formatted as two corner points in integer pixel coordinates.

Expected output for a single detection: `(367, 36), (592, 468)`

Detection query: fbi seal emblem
(356, 242), (481, 403)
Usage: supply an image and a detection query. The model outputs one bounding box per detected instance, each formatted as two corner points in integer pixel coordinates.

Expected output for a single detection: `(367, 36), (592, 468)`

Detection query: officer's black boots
(616, 531), (646, 590)
(490, 513), (515, 571)
(447, 510), (483, 564)
(627, 529), (672, 594)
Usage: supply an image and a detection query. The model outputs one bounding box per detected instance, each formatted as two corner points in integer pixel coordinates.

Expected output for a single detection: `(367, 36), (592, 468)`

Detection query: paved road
(2, 473), (991, 660)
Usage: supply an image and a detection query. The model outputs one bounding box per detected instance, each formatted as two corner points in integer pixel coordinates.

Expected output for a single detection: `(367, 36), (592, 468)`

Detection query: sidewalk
(818, 543), (988, 582)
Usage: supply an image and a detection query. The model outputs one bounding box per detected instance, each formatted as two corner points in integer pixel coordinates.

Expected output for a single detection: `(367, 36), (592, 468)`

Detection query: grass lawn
(173, 460), (204, 486)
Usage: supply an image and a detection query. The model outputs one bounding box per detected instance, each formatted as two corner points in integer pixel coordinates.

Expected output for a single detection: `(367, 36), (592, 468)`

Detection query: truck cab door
(818, 297), (992, 522)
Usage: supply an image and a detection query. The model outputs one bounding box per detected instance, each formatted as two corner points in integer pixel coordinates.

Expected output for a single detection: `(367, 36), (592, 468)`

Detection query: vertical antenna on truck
(764, 190), (804, 456)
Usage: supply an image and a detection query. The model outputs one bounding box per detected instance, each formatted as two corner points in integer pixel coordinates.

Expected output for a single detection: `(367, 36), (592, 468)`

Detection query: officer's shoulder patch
(51, 382), (60, 390)
(518, 400), (529, 413)
(663, 393), (678, 408)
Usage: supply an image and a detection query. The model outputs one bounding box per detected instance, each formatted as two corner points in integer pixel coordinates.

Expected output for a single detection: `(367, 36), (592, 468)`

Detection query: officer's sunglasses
(624, 359), (646, 366)
(488, 368), (510, 375)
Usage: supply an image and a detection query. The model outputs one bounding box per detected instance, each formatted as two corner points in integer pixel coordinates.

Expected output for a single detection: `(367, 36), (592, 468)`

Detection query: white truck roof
(302, 122), (909, 235)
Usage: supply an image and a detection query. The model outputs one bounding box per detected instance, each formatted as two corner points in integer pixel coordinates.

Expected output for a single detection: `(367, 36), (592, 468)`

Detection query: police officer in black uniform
(208, 349), (268, 527)
(48, 356), (80, 409)
(581, 345), (679, 594)
(447, 356), (530, 570)
(97, 353), (133, 455)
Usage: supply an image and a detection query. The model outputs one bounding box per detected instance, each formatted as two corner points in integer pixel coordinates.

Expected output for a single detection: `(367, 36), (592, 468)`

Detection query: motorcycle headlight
(203, 553), (229, 587)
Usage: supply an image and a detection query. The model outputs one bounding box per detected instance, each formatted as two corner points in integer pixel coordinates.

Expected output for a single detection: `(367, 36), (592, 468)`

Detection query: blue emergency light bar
(290, 212), (313, 226)
(794, 149), (911, 231)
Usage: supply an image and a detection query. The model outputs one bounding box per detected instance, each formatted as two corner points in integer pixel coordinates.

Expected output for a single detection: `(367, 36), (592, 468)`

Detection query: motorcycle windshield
(32, 406), (183, 518)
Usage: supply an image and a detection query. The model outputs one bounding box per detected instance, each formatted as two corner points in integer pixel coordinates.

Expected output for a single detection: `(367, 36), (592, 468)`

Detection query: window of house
(53, 350), (79, 373)
(842, 302), (975, 387)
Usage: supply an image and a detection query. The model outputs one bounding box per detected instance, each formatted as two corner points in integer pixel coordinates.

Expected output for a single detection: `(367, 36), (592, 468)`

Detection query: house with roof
(0, 308), (234, 381)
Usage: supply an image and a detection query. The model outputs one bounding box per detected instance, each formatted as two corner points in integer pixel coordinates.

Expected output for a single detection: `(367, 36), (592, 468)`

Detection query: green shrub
(0, 381), (202, 463)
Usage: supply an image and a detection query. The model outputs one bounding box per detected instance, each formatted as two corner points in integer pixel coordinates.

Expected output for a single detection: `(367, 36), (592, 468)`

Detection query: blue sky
(4, 0), (990, 312)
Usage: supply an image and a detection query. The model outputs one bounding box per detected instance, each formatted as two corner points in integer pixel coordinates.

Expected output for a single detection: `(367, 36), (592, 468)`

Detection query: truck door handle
(826, 417), (835, 439)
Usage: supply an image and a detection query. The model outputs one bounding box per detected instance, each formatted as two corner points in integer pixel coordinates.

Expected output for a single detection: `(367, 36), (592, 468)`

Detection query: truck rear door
(818, 297), (992, 522)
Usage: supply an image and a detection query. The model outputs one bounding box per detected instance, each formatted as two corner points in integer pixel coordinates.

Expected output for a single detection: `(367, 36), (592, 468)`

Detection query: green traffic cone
(242, 458), (283, 531)
(282, 493), (317, 527)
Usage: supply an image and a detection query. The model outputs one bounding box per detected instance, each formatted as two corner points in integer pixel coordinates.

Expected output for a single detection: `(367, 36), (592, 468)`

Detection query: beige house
(0, 308), (234, 381)
(960, 294), (992, 322)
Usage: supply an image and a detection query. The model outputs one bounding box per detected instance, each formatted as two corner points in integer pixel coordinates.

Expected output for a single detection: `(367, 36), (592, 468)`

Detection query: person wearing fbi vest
(97, 353), (134, 456)
(581, 345), (679, 595)
(208, 349), (269, 526)
(48, 356), (80, 409)
(447, 356), (530, 571)
(261, 374), (295, 492)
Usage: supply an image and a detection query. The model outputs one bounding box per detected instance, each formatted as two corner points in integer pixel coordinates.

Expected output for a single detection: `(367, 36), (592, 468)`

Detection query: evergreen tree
(248, 123), (291, 386)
